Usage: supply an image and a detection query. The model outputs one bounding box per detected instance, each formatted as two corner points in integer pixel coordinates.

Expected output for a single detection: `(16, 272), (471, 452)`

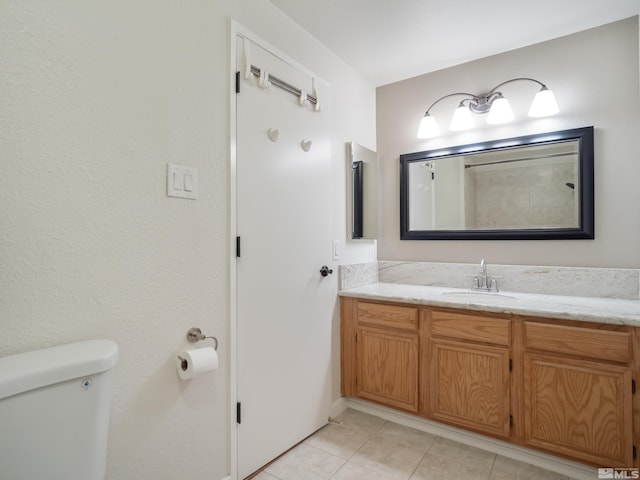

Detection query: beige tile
(252, 472), (279, 480)
(427, 437), (496, 471)
(410, 452), (492, 480)
(350, 433), (427, 480)
(265, 443), (345, 480)
(333, 408), (386, 431)
(489, 455), (568, 480)
(299, 410), (576, 480)
(305, 423), (373, 459)
(331, 462), (398, 480)
(378, 422), (437, 450)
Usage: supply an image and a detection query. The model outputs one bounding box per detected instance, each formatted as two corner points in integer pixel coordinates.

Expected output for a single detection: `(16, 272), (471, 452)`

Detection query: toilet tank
(0, 339), (119, 480)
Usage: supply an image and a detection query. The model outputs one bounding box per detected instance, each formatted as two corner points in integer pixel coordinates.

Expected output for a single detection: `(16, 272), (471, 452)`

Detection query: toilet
(0, 339), (119, 480)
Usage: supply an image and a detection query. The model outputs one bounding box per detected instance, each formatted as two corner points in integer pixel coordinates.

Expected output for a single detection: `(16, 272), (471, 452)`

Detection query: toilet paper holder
(186, 327), (218, 351)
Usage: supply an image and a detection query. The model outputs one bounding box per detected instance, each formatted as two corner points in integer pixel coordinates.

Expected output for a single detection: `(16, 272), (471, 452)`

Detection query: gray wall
(377, 17), (640, 268)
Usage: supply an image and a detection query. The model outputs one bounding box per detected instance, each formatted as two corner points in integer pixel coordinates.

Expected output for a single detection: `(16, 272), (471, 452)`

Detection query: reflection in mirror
(408, 142), (579, 230)
(400, 127), (594, 240)
(352, 160), (364, 237)
(347, 142), (378, 239)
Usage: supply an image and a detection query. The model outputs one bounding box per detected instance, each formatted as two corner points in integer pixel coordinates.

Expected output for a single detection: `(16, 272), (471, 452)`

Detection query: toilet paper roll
(177, 347), (218, 380)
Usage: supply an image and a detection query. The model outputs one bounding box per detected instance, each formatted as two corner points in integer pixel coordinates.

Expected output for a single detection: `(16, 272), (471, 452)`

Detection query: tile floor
(252, 408), (579, 480)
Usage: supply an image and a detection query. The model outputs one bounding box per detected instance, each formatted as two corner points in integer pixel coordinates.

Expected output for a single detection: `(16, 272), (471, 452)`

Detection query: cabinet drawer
(357, 301), (418, 330)
(524, 322), (631, 363)
(430, 310), (510, 346)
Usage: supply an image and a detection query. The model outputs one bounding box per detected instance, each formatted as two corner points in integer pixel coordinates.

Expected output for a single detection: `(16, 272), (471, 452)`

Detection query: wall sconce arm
(487, 77), (547, 94)
(423, 92), (477, 115)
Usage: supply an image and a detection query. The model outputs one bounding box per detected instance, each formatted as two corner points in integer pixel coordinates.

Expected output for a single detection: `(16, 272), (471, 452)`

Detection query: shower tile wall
(466, 158), (578, 229)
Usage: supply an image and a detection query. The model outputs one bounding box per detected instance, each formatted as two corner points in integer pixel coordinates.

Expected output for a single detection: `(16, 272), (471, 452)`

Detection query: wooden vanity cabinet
(523, 321), (634, 465)
(341, 298), (420, 412)
(341, 296), (640, 468)
(427, 310), (512, 439)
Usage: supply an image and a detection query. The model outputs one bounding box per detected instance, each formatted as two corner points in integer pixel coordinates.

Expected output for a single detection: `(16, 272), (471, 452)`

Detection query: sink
(440, 291), (516, 302)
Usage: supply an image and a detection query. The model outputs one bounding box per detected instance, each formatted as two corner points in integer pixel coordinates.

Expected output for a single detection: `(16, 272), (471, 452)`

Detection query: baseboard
(329, 396), (348, 420)
(219, 476), (232, 480)
(345, 398), (598, 480)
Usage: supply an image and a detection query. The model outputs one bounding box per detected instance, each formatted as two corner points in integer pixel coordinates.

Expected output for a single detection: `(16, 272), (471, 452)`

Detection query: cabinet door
(429, 338), (511, 438)
(356, 325), (419, 412)
(524, 353), (633, 466)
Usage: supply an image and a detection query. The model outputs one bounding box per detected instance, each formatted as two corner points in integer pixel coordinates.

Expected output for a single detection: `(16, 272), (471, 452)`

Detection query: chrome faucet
(469, 258), (500, 292)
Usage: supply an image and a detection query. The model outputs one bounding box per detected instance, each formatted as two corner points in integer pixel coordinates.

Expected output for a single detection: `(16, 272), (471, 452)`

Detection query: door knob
(319, 266), (333, 277)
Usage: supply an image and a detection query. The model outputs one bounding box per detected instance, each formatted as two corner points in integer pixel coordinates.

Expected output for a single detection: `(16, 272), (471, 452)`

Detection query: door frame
(229, 21), (328, 480)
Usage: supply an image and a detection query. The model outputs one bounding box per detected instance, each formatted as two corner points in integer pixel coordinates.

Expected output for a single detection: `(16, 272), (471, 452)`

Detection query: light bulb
(417, 113), (439, 138)
(450, 105), (474, 131)
(487, 96), (514, 124)
(529, 87), (559, 117)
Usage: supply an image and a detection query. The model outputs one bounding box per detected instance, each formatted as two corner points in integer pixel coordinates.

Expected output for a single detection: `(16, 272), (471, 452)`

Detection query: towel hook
(301, 139), (312, 152)
(187, 327), (218, 351)
(299, 91), (308, 107)
(267, 128), (280, 142)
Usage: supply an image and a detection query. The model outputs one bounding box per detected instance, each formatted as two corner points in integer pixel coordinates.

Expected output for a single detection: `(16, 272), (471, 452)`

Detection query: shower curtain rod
(464, 151), (577, 169)
(249, 65), (318, 106)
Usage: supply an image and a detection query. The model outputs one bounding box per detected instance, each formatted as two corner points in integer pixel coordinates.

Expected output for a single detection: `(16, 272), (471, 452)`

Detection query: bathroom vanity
(339, 283), (640, 468)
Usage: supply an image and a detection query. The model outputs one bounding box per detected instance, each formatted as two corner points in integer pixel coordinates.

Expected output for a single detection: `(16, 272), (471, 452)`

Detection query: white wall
(0, 1), (375, 479)
(377, 17), (640, 268)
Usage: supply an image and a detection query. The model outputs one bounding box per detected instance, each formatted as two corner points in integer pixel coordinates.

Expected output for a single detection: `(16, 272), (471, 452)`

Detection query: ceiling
(268, 0), (640, 87)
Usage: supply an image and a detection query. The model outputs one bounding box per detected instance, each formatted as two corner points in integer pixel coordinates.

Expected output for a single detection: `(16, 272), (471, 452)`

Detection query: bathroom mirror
(347, 142), (379, 239)
(400, 126), (594, 240)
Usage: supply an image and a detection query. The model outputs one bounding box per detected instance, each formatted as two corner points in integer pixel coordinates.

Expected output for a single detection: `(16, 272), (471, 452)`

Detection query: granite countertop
(339, 283), (640, 326)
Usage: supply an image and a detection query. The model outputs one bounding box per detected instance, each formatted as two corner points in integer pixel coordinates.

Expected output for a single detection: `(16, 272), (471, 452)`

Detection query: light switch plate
(167, 164), (197, 200)
(332, 240), (342, 261)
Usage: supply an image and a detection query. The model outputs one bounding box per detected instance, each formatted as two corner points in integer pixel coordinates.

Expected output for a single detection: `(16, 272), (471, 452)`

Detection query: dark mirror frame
(400, 126), (594, 240)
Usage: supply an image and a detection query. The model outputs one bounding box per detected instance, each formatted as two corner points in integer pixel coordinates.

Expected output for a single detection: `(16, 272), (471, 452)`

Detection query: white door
(235, 35), (333, 479)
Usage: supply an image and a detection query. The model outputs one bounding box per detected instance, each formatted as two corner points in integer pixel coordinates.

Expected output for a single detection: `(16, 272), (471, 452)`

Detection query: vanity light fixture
(417, 78), (559, 139)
